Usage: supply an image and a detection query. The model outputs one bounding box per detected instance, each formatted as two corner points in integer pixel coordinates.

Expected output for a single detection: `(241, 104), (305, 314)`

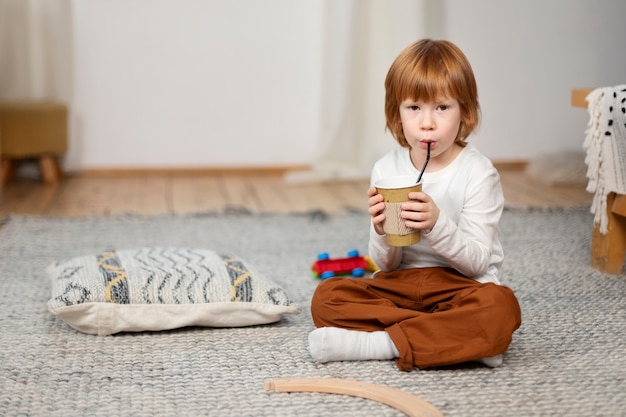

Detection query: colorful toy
(311, 249), (377, 279)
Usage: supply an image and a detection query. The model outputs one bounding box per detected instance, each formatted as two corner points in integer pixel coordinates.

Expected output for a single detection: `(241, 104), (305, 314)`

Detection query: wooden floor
(0, 167), (591, 219)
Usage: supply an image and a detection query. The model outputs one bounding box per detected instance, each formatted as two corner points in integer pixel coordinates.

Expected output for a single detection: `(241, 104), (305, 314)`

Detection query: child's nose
(420, 112), (435, 129)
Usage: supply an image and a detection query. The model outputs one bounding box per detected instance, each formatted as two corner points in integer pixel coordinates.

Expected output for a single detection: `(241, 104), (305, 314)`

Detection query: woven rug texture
(0, 208), (624, 417)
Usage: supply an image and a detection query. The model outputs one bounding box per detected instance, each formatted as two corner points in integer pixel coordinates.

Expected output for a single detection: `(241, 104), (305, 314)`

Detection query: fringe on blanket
(583, 84), (626, 233)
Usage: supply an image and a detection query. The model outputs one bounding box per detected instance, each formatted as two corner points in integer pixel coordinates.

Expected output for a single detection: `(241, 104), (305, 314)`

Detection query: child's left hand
(400, 191), (440, 233)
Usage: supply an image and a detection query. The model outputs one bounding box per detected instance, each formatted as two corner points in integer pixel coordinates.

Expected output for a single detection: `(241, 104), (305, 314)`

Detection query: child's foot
(476, 354), (503, 368)
(308, 327), (399, 363)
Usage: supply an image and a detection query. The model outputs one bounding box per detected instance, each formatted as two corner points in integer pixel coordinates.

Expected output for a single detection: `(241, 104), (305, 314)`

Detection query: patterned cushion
(47, 247), (301, 335)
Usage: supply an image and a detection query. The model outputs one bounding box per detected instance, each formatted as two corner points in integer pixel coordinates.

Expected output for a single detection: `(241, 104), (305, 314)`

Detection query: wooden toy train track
(264, 377), (444, 417)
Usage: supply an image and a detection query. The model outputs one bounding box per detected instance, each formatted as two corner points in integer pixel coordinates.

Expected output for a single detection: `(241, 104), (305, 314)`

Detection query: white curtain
(0, 0), (72, 101)
(285, 0), (431, 183)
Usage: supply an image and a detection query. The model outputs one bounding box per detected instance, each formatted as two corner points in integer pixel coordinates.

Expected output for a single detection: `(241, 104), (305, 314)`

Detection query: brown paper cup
(375, 176), (422, 246)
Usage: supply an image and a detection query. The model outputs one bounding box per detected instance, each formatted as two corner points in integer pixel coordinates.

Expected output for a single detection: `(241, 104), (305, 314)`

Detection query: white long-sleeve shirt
(369, 144), (504, 284)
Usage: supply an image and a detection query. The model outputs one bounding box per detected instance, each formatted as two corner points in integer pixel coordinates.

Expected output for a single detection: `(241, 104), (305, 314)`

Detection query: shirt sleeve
(368, 223), (402, 271)
(423, 166), (504, 278)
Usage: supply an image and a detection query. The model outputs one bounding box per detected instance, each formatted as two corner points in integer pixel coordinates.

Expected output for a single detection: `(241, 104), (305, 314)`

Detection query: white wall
(443, 0), (626, 161)
(69, 0), (322, 169)
(66, 0), (626, 170)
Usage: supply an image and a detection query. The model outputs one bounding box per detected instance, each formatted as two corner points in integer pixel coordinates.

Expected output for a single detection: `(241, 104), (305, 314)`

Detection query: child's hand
(367, 187), (386, 235)
(401, 191), (440, 233)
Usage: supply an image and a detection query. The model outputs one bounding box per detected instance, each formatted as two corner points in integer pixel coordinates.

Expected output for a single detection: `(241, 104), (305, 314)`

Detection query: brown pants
(310, 267), (522, 371)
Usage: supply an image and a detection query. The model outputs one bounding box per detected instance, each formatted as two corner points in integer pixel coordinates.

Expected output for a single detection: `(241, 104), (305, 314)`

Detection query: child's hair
(384, 39), (480, 148)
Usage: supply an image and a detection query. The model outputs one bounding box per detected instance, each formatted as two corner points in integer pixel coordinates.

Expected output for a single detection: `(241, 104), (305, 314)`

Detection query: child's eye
(408, 105), (419, 111)
(437, 104), (449, 111)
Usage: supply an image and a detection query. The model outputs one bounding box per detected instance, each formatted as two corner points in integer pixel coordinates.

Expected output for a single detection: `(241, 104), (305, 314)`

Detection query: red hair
(384, 39), (480, 148)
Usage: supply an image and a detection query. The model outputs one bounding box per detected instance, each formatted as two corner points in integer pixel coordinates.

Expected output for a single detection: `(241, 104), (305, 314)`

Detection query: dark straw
(417, 142), (431, 183)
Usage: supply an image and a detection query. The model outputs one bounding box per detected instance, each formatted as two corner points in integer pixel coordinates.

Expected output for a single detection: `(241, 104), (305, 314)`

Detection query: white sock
(308, 327), (399, 363)
(477, 354), (503, 368)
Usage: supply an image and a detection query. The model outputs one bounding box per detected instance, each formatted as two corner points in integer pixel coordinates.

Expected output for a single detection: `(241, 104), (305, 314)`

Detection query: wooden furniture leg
(39, 156), (62, 185)
(591, 193), (626, 274)
(264, 377), (444, 417)
(1, 158), (15, 186)
(1, 157), (62, 185)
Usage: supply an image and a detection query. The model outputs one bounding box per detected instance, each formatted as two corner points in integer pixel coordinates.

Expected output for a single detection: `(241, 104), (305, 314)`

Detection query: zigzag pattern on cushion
(48, 247), (294, 308)
(219, 255), (254, 302)
(98, 250), (129, 304)
(131, 247), (216, 304)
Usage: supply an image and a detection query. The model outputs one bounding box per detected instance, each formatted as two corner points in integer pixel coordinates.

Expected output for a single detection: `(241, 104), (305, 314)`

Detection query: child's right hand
(367, 187), (386, 235)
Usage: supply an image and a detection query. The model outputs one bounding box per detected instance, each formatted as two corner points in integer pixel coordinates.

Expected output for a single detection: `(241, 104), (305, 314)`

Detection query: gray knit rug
(0, 208), (624, 417)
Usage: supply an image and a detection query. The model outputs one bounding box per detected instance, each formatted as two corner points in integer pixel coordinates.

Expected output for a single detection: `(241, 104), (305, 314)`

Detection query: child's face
(399, 96), (462, 170)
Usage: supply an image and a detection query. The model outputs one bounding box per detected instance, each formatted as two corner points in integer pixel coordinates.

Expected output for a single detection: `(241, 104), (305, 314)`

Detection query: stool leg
(591, 193), (626, 274)
(39, 156), (62, 185)
(1, 158), (15, 185)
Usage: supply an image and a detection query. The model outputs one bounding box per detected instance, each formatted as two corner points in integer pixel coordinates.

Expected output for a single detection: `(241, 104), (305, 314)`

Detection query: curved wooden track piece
(264, 377), (444, 417)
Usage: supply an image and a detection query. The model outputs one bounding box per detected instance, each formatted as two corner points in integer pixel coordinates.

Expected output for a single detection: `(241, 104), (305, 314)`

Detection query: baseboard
(70, 160), (528, 178)
(493, 160), (528, 171)
(72, 165), (310, 177)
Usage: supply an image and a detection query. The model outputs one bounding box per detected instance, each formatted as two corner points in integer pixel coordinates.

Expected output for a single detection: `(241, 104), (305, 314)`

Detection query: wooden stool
(0, 101), (68, 185)
(590, 193), (626, 274)
(572, 88), (626, 274)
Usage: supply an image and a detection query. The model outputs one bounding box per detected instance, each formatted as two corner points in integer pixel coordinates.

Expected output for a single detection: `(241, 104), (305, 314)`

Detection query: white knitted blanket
(583, 85), (626, 233)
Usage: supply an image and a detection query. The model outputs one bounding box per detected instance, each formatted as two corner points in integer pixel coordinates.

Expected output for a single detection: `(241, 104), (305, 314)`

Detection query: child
(308, 39), (522, 371)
